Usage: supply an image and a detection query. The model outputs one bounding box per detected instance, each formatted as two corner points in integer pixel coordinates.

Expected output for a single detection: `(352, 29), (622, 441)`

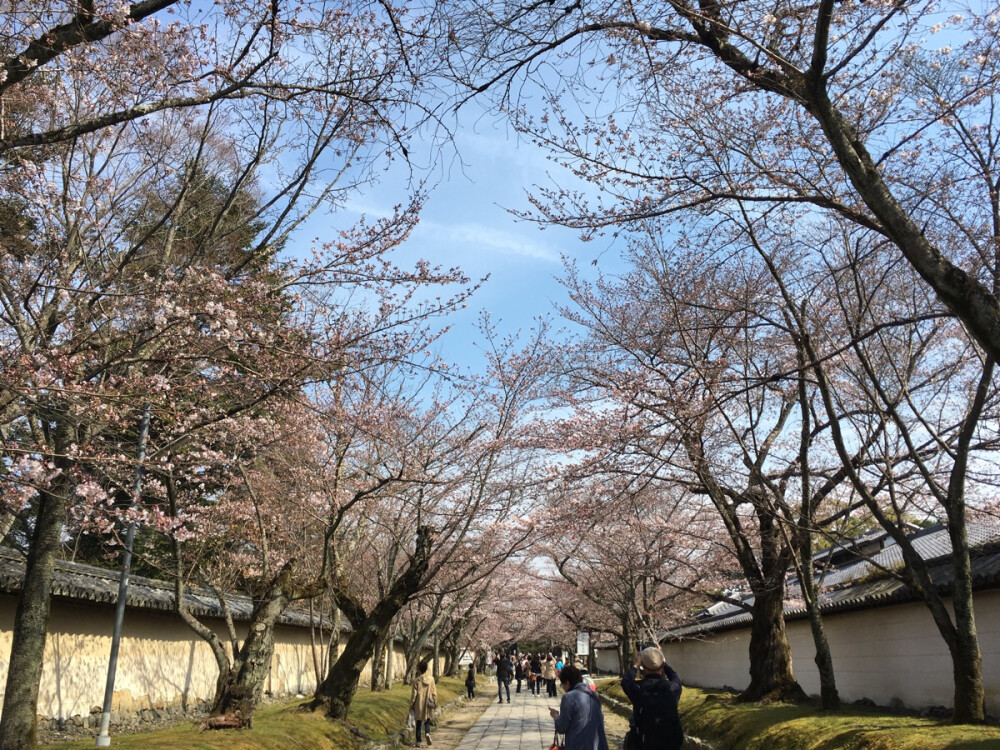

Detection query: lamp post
(95, 405), (150, 747)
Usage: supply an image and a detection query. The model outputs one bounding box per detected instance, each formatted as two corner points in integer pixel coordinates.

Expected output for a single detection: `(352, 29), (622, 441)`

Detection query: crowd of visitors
(411, 643), (685, 750)
(485, 650), (586, 702)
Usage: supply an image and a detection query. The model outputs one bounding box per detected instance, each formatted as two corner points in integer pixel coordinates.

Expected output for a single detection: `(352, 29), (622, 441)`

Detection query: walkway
(453, 690), (562, 750)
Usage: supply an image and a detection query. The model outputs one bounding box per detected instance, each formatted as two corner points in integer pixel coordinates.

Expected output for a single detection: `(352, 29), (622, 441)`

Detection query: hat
(639, 646), (665, 671)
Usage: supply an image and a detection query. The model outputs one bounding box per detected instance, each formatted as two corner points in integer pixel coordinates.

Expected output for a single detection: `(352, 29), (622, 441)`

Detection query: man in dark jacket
(621, 647), (683, 750)
(494, 652), (511, 703)
(515, 655), (526, 693)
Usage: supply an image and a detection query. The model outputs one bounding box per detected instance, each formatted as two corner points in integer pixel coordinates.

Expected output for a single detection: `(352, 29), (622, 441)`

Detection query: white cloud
(419, 217), (562, 263)
(338, 198), (563, 264)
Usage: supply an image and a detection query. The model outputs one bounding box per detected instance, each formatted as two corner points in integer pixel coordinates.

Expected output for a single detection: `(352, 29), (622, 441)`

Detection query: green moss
(679, 686), (1000, 750)
(45, 677), (463, 750)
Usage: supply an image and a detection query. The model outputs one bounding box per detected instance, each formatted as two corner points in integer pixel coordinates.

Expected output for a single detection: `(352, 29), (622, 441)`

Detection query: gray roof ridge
(0, 546), (338, 630)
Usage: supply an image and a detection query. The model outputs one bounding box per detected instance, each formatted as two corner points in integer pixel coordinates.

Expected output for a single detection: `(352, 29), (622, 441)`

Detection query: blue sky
(328, 104), (617, 374)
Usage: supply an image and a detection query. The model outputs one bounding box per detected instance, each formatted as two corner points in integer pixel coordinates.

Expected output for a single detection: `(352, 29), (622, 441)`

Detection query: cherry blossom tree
(1, 0), (441, 157)
(782, 217), (1000, 724)
(146, 400), (330, 727)
(443, 0), (1000, 719)
(545, 219), (904, 702)
(537, 477), (718, 676)
(0, 10), (462, 736)
(448, 1), (1000, 362)
(0, 133), (316, 742)
(310, 324), (545, 719)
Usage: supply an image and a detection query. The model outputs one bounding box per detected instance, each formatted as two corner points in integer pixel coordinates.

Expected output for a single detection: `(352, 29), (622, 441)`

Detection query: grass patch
(45, 677), (463, 750)
(594, 681), (1000, 749)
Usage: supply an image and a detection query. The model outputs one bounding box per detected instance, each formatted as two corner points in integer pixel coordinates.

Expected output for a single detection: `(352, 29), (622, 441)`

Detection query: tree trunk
(370, 631), (389, 691)
(313, 526), (432, 720)
(384, 642), (394, 690)
(326, 606), (342, 673)
(210, 586), (290, 726)
(0, 471), (71, 749)
(314, 616), (392, 719)
(740, 581), (806, 703)
(618, 617), (635, 677)
(383, 624), (396, 690)
(802, 581), (839, 709)
(942, 365), (990, 724)
(440, 626), (462, 677)
(793, 335), (839, 710)
(206, 561), (324, 728)
(309, 598), (324, 688)
(951, 630), (984, 724)
(684, 435), (806, 704)
(946, 513), (985, 723)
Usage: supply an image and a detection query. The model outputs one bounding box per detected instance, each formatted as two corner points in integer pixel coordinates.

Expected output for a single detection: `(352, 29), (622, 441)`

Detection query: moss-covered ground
(42, 676), (1000, 749)
(596, 680), (1000, 749)
(44, 676), (463, 749)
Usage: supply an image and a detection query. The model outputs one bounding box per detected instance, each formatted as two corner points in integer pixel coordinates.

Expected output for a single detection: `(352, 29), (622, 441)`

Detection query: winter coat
(542, 658), (557, 681)
(495, 656), (511, 680)
(410, 672), (437, 721)
(554, 683), (610, 750)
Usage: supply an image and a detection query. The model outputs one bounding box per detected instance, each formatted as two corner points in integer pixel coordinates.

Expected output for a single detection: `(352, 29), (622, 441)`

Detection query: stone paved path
(421, 680), (632, 750)
(451, 691), (562, 750)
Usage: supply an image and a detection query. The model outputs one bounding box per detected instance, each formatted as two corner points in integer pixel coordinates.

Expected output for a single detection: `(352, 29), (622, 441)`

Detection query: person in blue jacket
(548, 664), (609, 750)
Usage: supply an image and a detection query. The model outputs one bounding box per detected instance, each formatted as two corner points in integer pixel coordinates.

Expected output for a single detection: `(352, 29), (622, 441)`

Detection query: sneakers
(506, 699), (510, 703)
(426, 735), (432, 746)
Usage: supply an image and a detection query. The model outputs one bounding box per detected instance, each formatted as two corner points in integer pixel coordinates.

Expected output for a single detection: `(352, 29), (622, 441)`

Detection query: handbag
(549, 730), (566, 750)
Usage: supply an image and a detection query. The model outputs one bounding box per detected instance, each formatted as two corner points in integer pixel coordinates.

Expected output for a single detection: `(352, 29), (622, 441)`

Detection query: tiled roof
(0, 547), (336, 630)
(665, 524), (1000, 640)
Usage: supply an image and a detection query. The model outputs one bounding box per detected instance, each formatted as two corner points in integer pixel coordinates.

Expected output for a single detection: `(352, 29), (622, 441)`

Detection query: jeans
(497, 676), (510, 702)
(531, 674), (541, 694)
(415, 718), (430, 744)
(515, 677), (523, 693)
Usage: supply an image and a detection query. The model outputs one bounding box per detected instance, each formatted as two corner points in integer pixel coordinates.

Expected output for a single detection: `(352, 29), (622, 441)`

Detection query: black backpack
(632, 676), (684, 750)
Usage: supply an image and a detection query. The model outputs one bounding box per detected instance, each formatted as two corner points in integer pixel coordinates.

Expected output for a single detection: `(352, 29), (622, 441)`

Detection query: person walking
(410, 660), (438, 748)
(621, 646), (684, 750)
(465, 663), (476, 699)
(494, 651), (512, 703)
(548, 664), (609, 750)
(543, 653), (558, 697)
(515, 654), (525, 693)
(530, 653), (543, 696)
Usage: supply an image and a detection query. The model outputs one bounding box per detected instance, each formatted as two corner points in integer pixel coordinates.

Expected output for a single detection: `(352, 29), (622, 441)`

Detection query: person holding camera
(621, 646), (684, 750)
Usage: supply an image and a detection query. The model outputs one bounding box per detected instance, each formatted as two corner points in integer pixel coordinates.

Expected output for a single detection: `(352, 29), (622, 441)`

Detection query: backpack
(632, 676), (684, 750)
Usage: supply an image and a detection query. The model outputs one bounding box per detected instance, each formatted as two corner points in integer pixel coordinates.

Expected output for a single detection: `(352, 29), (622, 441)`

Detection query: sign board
(576, 631), (590, 656)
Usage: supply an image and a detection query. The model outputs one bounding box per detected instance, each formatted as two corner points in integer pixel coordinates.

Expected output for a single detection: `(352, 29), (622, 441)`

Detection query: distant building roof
(0, 547), (336, 630)
(665, 523), (1000, 640)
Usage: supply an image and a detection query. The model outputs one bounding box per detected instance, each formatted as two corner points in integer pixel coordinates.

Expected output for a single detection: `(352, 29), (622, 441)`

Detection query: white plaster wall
(660, 590), (1000, 716)
(788, 590), (1000, 716)
(0, 596), (340, 720)
(0, 599), (231, 720)
(594, 647), (621, 675)
(659, 630), (750, 692)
